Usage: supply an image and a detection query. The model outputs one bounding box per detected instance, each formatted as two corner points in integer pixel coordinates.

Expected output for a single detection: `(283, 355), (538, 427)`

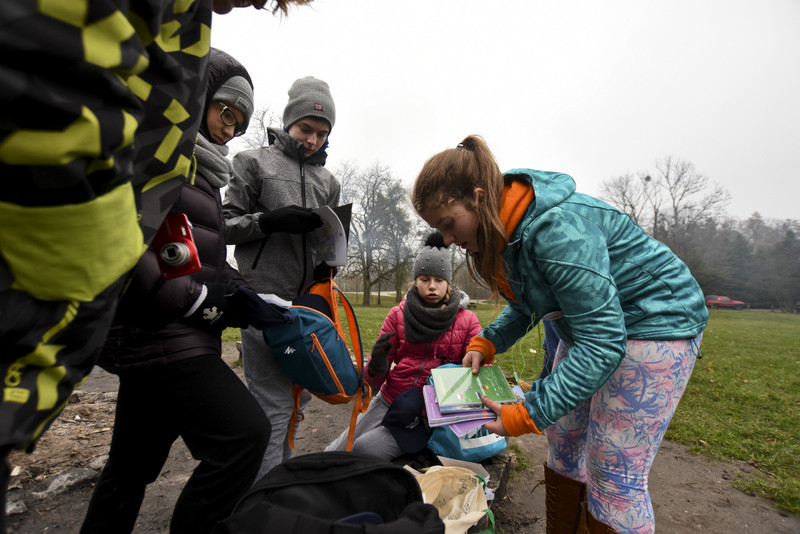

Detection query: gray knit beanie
(283, 76), (336, 131)
(412, 232), (452, 284)
(213, 75), (254, 132)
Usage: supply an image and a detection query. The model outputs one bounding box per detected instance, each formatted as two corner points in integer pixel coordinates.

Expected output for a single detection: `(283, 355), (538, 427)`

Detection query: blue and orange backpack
(262, 276), (371, 450)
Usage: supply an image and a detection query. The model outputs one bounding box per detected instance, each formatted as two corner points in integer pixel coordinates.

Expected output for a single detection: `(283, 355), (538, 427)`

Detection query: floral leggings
(546, 334), (702, 534)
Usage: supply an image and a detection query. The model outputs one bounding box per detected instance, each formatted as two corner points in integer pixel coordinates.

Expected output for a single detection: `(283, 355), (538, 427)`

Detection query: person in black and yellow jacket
(0, 2), (312, 532)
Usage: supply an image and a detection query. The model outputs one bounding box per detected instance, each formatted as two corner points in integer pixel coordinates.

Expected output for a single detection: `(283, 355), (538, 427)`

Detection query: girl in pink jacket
(325, 232), (481, 459)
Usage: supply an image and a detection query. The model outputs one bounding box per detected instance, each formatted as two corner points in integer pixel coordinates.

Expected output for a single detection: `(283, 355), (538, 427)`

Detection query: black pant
(1, 277), (125, 534)
(80, 354), (270, 534)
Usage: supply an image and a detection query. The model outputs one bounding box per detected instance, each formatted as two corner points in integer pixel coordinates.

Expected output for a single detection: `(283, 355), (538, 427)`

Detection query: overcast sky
(212, 0), (799, 222)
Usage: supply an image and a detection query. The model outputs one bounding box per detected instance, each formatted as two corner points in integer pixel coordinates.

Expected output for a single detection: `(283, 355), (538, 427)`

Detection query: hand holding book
(462, 350), (485, 374)
(430, 365), (517, 413)
(478, 395), (510, 437)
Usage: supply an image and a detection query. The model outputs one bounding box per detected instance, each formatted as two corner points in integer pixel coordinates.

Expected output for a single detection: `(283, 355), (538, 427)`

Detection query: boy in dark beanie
(223, 76), (340, 479)
(79, 47), (289, 534)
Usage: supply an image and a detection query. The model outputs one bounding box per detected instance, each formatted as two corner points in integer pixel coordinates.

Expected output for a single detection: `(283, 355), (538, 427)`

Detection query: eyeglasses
(218, 102), (246, 137)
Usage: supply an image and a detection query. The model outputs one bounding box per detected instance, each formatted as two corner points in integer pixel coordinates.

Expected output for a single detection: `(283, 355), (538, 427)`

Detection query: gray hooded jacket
(223, 128), (340, 298)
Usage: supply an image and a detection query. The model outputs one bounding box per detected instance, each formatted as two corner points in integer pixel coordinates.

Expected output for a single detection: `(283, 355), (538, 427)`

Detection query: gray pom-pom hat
(412, 231), (452, 284)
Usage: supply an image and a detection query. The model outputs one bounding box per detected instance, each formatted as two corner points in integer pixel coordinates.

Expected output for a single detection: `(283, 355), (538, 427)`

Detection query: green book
(431, 365), (518, 413)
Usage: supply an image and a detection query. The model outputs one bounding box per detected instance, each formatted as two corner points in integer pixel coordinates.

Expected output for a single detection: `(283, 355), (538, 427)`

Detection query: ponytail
(412, 135), (507, 304)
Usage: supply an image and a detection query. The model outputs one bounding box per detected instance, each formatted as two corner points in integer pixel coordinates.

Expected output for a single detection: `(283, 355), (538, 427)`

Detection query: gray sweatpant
(241, 325), (311, 481)
(324, 391), (404, 460)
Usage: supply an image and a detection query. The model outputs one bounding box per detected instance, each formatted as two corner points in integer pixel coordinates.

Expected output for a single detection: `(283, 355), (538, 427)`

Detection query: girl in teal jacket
(412, 135), (707, 534)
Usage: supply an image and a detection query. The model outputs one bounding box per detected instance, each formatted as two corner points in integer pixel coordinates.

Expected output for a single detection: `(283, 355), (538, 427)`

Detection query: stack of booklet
(423, 365), (521, 436)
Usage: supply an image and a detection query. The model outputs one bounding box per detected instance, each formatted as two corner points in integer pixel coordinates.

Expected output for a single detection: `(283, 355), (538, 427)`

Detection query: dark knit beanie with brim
(214, 75), (254, 131)
(412, 232), (452, 284)
(283, 76), (336, 131)
(201, 47), (254, 140)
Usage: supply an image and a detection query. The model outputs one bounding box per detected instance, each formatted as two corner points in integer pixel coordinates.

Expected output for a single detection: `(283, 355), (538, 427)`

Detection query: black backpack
(212, 451), (444, 533)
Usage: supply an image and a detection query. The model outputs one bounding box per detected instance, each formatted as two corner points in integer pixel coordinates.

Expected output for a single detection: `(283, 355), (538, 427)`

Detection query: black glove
(368, 332), (396, 375)
(188, 283), (247, 331)
(229, 287), (293, 329)
(313, 262), (338, 281)
(258, 206), (323, 235)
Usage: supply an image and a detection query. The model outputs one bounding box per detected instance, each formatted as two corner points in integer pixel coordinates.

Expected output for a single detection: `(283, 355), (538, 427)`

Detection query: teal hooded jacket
(481, 169), (708, 431)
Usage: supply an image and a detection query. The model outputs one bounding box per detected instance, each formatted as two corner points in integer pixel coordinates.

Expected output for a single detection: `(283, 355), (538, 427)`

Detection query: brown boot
(586, 508), (620, 533)
(544, 463), (588, 534)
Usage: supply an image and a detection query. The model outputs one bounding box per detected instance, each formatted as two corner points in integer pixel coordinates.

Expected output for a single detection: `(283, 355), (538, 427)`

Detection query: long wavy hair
(411, 135), (507, 303)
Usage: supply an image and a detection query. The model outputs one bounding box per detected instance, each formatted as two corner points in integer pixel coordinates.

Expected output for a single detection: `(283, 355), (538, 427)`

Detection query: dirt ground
(6, 343), (800, 533)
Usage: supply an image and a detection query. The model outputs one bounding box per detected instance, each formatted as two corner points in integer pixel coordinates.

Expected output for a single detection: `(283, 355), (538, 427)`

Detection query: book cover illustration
(431, 365), (518, 413)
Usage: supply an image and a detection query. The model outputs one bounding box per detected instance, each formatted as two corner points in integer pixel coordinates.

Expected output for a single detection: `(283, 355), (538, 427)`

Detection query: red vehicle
(705, 295), (746, 310)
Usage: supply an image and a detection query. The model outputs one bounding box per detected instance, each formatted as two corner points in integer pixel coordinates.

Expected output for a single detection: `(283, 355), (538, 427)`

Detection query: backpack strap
(332, 283), (364, 379)
(302, 277), (350, 362)
(305, 277), (369, 393)
(331, 282), (373, 450)
(345, 382), (372, 451)
(286, 384), (305, 450)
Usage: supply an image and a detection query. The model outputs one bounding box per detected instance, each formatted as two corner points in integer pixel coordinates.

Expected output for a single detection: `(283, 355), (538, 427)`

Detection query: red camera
(151, 213), (201, 280)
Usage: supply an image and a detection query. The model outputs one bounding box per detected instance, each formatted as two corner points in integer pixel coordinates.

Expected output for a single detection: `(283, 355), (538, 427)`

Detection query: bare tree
(600, 156), (730, 255)
(229, 106), (279, 154)
(333, 160), (361, 293)
(340, 162), (416, 305)
(599, 172), (651, 226)
(600, 172), (665, 237)
(383, 184), (416, 303)
(653, 156), (731, 244)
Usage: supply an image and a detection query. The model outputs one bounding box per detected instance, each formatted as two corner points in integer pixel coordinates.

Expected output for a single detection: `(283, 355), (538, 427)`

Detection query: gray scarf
(403, 286), (463, 343)
(195, 134), (234, 188)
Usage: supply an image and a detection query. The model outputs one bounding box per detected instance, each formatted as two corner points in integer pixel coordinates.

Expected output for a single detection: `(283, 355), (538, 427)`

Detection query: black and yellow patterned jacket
(0, 0), (213, 303)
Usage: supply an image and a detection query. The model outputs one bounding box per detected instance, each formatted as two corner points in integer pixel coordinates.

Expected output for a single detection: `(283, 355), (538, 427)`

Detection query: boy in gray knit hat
(222, 76), (340, 480)
(283, 76), (336, 133)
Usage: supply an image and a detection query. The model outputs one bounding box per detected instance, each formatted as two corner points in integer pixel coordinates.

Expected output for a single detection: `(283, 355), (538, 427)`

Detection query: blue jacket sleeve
(517, 209), (628, 430)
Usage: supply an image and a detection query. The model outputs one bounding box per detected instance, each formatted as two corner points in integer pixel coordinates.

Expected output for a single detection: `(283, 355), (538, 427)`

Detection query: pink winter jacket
(365, 298), (482, 405)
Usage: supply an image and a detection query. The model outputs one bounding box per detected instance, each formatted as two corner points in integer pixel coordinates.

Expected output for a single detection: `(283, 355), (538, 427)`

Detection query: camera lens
(160, 242), (192, 266)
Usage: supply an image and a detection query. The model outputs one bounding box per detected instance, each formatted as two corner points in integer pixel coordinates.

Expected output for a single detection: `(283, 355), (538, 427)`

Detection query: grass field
(666, 309), (800, 514)
(223, 300), (800, 515)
